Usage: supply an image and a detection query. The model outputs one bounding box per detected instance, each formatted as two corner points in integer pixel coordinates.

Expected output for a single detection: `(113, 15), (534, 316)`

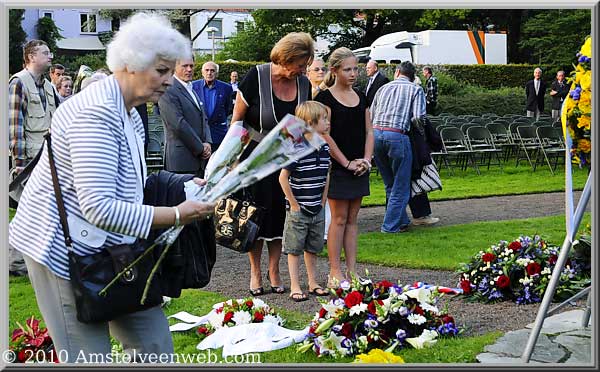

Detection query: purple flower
(396, 329), (407, 341)
(437, 322), (459, 336)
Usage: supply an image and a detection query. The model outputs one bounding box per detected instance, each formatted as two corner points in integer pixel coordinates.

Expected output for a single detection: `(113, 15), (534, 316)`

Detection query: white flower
(398, 306), (409, 316)
(407, 314), (426, 325)
(318, 332), (345, 357)
(263, 314), (283, 325)
(420, 302), (440, 315)
(404, 287), (432, 304)
(236, 299), (245, 305)
(232, 310), (252, 325)
(340, 280), (351, 290)
(498, 270), (503, 275)
(349, 303), (368, 316)
(225, 299), (234, 306)
(323, 302), (344, 317)
(251, 298), (266, 309)
(490, 280), (495, 285)
(208, 312), (225, 329)
(406, 329), (438, 349)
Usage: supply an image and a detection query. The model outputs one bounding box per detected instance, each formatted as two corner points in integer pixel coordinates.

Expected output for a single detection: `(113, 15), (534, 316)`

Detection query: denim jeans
(373, 129), (413, 232)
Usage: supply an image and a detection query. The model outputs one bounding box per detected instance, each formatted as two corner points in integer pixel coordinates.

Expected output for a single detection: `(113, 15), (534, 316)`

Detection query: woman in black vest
(231, 32), (314, 296)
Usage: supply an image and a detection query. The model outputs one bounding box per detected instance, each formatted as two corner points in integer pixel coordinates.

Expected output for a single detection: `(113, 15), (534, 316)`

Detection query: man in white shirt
(158, 52), (212, 176)
(365, 60), (389, 107)
(525, 67), (547, 120)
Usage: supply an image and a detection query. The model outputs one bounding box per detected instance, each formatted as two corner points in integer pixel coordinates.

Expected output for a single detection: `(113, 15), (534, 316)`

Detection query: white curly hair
(106, 12), (190, 72)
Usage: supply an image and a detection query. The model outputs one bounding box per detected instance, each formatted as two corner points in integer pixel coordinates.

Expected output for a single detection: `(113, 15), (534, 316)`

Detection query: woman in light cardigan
(9, 12), (215, 362)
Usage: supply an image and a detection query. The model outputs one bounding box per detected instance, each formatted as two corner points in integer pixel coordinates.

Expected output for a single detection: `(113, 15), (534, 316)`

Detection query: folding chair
(515, 125), (541, 170)
(535, 126), (565, 175)
(440, 127), (480, 175)
(486, 122), (517, 162)
(466, 126), (504, 170)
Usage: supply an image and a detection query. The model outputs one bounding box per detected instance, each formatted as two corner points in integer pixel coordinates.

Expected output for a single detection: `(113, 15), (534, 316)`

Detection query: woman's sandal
(289, 292), (308, 302)
(249, 287), (265, 296)
(266, 272), (285, 294)
(309, 287), (329, 296)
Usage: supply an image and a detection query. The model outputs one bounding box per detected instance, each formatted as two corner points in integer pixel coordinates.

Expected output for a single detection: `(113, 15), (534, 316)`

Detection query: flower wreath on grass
(196, 298), (285, 340)
(10, 316), (57, 363)
(297, 273), (461, 359)
(562, 36), (592, 166)
(457, 235), (591, 304)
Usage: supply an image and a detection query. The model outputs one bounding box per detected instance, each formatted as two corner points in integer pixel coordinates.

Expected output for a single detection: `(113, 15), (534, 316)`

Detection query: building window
(207, 19), (222, 37)
(43, 12), (52, 19)
(80, 13), (97, 33)
(236, 21), (244, 33)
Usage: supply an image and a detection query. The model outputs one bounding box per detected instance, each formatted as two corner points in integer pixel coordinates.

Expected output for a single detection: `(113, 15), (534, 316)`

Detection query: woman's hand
(352, 159), (371, 176)
(176, 200), (216, 225)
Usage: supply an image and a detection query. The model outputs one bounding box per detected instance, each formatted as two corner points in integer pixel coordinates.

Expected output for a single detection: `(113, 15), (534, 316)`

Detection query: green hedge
(437, 64), (572, 89)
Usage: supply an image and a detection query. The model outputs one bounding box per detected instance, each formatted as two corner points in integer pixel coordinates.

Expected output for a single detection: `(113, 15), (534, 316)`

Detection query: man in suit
(158, 52), (212, 177)
(422, 66), (438, 115)
(525, 67), (547, 120)
(192, 61), (233, 152)
(365, 60), (389, 107)
(550, 70), (569, 121)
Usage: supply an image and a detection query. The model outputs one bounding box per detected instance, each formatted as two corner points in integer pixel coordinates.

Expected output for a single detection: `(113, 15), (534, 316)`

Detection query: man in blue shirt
(192, 62), (233, 152)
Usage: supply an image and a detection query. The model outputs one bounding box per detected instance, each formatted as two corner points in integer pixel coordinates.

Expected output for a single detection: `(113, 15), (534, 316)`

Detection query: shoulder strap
(256, 63), (276, 134)
(46, 133), (73, 249)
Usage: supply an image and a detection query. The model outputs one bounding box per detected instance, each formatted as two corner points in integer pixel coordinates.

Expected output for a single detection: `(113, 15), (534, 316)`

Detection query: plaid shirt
(9, 75), (48, 167)
(425, 75), (438, 105)
(370, 76), (426, 132)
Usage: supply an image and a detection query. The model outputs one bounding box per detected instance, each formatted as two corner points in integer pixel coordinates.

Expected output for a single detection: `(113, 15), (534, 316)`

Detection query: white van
(354, 30), (507, 65)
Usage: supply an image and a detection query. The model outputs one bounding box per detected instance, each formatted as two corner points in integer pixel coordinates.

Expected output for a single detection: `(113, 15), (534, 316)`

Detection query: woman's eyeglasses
(310, 67), (328, 72)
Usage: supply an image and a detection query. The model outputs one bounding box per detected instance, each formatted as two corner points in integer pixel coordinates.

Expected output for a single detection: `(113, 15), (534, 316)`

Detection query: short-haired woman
(231, 32), (314, 296)
(9, 12), (215, 362)
(56, 75), (73, 103)
(315, 47), (374, 287)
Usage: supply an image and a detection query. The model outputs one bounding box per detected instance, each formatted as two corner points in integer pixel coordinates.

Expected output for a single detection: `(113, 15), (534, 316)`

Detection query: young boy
(279, 101), (331, 302)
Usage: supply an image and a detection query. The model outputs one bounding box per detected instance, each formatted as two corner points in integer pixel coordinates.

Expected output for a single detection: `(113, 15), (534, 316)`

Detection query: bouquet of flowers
(561, 36), (592, 166)
(101, 114), (325, 304)
(9, 316), (57, 363)
(297, 273), (460, 359)
(196, 297), (284, 341)
(458, 235), (591, 304)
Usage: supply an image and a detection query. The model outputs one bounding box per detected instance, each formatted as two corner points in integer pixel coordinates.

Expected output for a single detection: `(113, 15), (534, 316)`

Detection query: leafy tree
(217, 21), (280, 62)
(519, 9), (591, 68)
(9, 9), (27, 74)
(35, 17), (63, 52)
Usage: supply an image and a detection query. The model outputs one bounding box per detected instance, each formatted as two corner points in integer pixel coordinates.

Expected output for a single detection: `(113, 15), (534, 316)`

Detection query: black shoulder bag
(214, 191), (265, 253)
(46, 133), (163, 324)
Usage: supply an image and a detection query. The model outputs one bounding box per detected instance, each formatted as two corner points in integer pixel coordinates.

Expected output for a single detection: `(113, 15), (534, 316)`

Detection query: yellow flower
(353, 349), (405, 364)
(580, 70), (592, 91)
(577, 115), (591, 131)
(580, 36), (592, 58)
(577, 138), (591, 153)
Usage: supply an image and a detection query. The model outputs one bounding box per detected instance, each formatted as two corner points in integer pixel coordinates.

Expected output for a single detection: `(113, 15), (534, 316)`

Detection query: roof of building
(56, 36), (105, 51)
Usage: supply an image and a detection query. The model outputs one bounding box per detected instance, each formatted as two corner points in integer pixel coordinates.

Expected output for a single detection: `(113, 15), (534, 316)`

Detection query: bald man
(364, 60), (389, 107)
(192, 61), (233, 151)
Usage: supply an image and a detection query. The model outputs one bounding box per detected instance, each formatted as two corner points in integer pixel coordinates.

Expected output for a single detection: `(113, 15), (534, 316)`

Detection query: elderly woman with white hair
(8, 12), (215, 362)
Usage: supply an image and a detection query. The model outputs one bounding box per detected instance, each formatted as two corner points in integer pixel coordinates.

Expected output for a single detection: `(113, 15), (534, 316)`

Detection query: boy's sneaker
(412, 216), (440, 226)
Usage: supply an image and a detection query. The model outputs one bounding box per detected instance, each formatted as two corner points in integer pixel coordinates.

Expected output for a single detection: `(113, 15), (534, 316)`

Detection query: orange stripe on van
(467, 31), (485, 64)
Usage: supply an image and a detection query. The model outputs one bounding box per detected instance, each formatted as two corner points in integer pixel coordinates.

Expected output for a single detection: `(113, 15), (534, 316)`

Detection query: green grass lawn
(356, 213), (591, 270)
(8, 276), (500, 364)
(363, 164), (589, 206)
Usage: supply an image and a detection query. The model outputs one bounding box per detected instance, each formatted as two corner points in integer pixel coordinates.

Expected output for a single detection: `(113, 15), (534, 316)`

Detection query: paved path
(477, 309), (592, 364)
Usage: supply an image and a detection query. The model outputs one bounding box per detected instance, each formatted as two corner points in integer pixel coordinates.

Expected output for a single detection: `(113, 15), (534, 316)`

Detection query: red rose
(318, 308), (327, 319)
(309, 324), (317, 334)
(340, 322), (353, 338)
(496, 275), (510, 288)
(367, 299), (384, 315)
(245, 300), (254, 308)
(377, 280), (394, 289)
(335, 288), (343, 297)
(223, 311), (234, 323)
(253, 311), (264, 322)
(18, 349), (28, 362)
(442, 315), (455, 324)
(197, 326), (209, 335)
(413, 306), (424, 315)
(482, 253), (496, 262)
(460, 279), (472, 294)
(216, 306), (223, 314)
(344, 291), (364, 308)
(526, 262), (542, 276)
(509, 241), (522, 251)
(548, 255), (558, 265)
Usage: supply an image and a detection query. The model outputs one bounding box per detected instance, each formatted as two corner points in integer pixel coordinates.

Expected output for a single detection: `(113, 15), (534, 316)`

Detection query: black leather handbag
(46, 133), (162, 324)
(214, 195), (265, 253)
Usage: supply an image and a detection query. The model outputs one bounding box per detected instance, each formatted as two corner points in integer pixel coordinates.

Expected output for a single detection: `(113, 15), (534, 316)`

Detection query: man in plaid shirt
(8, 39), (56, 276)
(423, 66), (438, 115)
